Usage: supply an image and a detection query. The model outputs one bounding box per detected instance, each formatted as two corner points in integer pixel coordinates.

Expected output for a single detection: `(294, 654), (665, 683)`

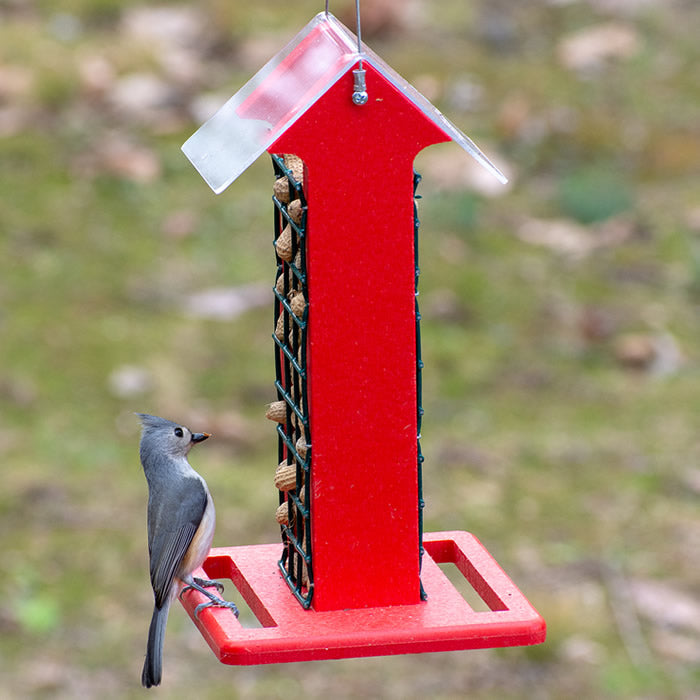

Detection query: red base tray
(180, 530), (546, 665)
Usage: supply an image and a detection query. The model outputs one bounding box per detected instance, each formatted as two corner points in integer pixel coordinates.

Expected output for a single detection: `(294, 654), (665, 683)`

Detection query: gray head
(136, 413), (210, 464)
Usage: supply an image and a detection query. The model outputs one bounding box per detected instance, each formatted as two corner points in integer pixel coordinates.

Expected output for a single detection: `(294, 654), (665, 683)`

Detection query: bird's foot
(179, 578), (239, 619)
(194, 599), (240, 620)
(179, 577), (224, 600)
(194, 577), (225, 595)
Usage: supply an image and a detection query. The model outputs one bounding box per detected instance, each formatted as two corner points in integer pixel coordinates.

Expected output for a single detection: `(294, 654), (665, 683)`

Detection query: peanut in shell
(273, 177), (290, 203)
(274, 462), (297, 492)
(275, 225), (294, 262)
(289, 290), (306, 318)
(265, 400), (286, 422)
(287, 198), (303, 224)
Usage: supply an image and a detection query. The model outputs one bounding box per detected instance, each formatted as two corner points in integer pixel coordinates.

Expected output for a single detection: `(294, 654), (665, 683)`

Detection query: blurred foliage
(1, 0), (699, 698)
(557, 166), (634, 223)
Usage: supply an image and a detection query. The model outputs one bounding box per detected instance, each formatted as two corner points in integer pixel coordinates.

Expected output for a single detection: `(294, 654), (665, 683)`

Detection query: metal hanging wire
(354, 0), (363, 57)
(324, 2), (367, 103)
(323, 1), (364, 59)
(351, 0), (368, 104)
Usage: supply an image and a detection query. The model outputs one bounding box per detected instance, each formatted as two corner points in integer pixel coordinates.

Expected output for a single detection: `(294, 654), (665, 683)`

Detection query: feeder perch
(181, 11), (545, 664)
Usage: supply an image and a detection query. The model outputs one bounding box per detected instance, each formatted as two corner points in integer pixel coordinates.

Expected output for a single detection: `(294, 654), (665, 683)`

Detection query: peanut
(275, 313), (286, 340)
(284, 154), (304, 184)
(289, 290), (306, 318)
(275, 502), (291, 525)
(275, 224), (294, 262)
(274, 462), (297, 492)
(265, 400), (286, 422)
(287, 198), (304, 224)
(273, 177), (290, 203)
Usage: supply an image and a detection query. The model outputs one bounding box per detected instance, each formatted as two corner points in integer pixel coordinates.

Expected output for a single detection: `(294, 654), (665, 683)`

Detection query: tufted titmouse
(137, 413), (239, 688)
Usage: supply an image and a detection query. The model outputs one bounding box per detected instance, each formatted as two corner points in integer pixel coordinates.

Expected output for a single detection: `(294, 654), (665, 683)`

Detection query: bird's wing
(148, 476), (207, 609)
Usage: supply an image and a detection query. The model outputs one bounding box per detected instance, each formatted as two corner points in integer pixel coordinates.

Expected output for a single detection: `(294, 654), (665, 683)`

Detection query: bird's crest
(136, 413), (179, 431)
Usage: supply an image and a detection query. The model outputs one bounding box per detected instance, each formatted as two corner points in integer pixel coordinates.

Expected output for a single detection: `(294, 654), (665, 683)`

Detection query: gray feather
(142, 599), (170, 688)
(148, 476), (206, 607)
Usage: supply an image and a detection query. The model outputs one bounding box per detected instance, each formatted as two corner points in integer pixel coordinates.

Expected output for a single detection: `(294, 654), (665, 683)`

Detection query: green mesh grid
(271, 154), (313, 608)
(414, 170), (427, 600)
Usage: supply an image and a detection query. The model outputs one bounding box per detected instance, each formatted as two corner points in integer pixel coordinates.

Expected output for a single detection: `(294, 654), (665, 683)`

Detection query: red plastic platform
(179, 530), (546, 665)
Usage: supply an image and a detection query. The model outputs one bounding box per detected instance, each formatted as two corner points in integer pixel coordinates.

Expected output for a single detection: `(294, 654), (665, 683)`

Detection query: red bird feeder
(181, 11), (545, 664)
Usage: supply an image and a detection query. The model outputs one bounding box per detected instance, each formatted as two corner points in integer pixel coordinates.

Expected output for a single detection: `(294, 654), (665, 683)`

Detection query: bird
(136, 413), (239, 688)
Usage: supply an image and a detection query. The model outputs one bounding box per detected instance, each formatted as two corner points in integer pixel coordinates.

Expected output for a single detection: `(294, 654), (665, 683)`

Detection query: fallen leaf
(108, 365), (153, 398)
(120, 6), (206, 49)
(0, 64), (34, 101)
(183, 284), (270, 321)
(630, 579), (700, 634)
(87, 136), (162, 183)
(418, 143), (514, 197)
(516, 217), (592, 257)
(558, 23), (641, 73)
(515, 216), (636, 258)
(590, 0), (659, 16)
(650, 629), (700, 663)
(161, 210), (198, 239)
(77, 54), (115, 98)
(337, 0), (420, 37)
(108, 72), (181, 128)
(613, 332), (683, 375)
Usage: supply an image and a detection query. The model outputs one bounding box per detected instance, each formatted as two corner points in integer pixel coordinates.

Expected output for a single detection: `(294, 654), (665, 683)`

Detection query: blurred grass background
(1, 0), (699, 697)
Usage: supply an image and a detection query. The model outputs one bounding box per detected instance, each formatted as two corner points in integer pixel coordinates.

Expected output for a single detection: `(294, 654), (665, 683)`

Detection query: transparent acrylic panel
(182, 13), (357, 194)
(182, 12), (506, 194)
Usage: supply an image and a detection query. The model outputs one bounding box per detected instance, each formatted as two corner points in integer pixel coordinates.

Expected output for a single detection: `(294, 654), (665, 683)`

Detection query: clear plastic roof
(182, 12), (506, 194)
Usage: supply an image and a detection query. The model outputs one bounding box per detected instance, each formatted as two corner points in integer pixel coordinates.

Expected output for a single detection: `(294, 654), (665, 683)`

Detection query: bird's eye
(174, 427), (184, 438)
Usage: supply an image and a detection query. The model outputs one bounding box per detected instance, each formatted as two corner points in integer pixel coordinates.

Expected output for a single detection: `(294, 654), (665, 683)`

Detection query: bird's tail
(142, 599), (171, 688)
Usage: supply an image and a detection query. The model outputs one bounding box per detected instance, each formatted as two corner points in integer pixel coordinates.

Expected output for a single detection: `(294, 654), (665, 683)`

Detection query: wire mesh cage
(270, 153), (313, 607)
(413, 170), (427, 600)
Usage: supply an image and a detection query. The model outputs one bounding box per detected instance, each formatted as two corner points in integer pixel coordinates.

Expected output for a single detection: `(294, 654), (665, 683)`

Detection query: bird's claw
(179, 577), (239, 618)
(179, 578), (224, 601)
(194, 577), (225, 595)
(194, 599), (240, 621)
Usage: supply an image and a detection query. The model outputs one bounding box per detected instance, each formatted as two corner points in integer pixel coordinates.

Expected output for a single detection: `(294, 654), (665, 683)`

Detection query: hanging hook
(351, 0), (368, 105)
(325, 0), (329, 16)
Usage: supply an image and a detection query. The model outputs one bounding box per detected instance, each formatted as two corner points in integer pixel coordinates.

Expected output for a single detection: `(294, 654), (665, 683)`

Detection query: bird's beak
(191, 432), (211, 444)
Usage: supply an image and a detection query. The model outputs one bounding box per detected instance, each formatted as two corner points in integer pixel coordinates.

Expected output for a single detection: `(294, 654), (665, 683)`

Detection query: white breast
(178, 491), (216, 576)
